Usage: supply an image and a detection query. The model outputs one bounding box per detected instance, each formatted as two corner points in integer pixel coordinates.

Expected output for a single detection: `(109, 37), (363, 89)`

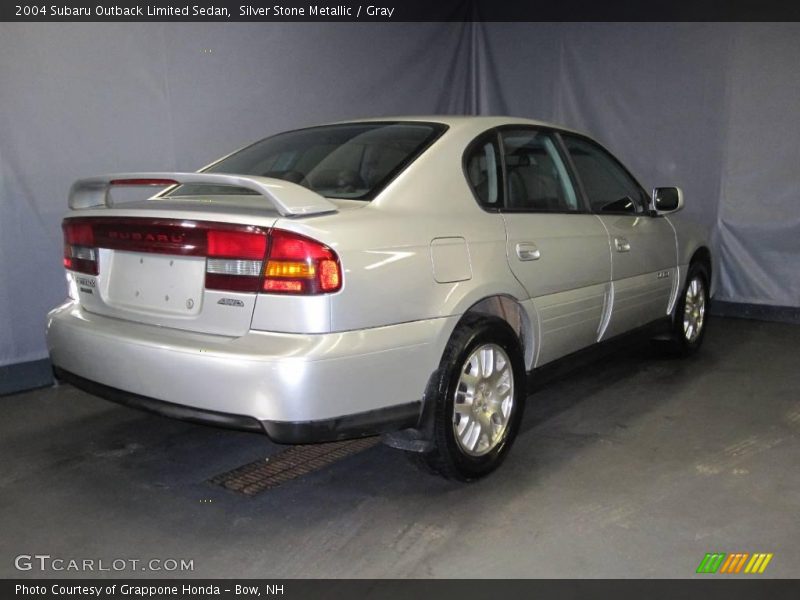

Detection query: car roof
(331, 115), (589, 137)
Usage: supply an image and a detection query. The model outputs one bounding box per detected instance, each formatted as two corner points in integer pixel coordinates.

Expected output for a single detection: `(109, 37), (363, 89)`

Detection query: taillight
(205, 230), (269, 293)
(63, 221), (97, 275)
(61, 218), (342, 295)
(263, 229), (342, 294)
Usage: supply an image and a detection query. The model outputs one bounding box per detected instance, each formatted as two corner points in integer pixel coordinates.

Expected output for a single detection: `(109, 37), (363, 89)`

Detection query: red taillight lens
(62, 220), (98, 275)
(319, 259), (341, 291)
(263, 229), (342, 295)
(64, 222), (93, 246)
(205, 229), (269, 293)
(207, 230), (268, 260)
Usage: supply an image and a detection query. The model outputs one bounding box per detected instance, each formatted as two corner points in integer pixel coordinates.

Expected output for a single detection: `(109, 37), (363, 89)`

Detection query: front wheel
(668, 263), (710, 356)
(415, 315), (526, 481)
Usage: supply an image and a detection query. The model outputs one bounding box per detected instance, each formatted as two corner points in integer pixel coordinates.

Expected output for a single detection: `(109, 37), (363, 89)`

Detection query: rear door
(472, 127), (612, 366)
(560, 134), (677, 339)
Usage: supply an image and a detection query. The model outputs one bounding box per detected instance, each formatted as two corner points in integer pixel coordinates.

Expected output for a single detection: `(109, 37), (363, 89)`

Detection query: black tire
(668, 262), (710, 356)
(415, 315), (526, 481)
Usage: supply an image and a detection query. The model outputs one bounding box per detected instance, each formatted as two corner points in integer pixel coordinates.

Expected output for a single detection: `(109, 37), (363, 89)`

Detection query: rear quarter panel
(259, 122), (529, 333)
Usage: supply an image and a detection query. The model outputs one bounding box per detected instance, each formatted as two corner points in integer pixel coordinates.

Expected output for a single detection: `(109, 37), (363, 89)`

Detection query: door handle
(516, 242), (541, 261)
(614, 237), (631, 253)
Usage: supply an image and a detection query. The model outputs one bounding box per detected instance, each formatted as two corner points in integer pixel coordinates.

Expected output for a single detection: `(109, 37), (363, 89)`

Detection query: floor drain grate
(209, 436), (381, 495)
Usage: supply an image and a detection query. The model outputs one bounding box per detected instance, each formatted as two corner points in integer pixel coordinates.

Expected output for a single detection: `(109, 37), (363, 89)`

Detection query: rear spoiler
(68, 172), (339, 217)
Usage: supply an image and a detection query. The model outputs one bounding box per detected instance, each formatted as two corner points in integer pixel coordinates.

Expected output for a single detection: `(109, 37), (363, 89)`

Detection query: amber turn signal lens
(264, 260), (315, 279)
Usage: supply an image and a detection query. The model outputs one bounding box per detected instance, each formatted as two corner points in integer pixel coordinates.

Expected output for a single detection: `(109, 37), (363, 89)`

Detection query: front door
(560, 134), (677, 339)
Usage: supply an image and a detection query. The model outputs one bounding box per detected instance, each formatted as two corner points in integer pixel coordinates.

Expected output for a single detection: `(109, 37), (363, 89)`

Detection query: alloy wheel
(452, 343), (515, 456)
(683, 276), (706, 343)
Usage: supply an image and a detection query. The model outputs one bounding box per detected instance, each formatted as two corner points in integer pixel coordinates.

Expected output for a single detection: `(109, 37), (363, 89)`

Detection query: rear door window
(501, 129), (580, 212)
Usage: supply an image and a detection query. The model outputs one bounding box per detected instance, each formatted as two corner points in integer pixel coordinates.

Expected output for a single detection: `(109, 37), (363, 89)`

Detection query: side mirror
(651, 187), (684, 214)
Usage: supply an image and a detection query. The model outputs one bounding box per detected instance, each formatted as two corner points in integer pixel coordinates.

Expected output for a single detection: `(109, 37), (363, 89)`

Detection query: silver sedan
(47, 116), (712, 480)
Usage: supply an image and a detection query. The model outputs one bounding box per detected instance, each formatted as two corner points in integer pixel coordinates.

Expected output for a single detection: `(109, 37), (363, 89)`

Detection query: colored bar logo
(696, 552), (773, 574)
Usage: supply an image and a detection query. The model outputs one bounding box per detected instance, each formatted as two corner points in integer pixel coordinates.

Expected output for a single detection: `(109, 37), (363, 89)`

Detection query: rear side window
(168, 122), (446, 201)
(464, 134), (502, 208)
(561, 135), (649, 214)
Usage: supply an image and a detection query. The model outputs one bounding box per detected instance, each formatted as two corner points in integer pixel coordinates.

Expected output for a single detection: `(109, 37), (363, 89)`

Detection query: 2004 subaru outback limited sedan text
(47, 116), (712, 480)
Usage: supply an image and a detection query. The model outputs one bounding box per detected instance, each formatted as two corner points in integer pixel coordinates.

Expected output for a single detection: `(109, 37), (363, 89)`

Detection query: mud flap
(380, 368), (441, 453)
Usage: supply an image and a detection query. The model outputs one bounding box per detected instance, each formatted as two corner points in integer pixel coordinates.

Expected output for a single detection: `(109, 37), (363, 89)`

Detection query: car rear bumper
(46, 302), (455, 442)
(53, 367), (421, 443)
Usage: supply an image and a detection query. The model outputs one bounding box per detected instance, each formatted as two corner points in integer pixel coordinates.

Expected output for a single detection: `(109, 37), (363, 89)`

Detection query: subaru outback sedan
(47, 116), (712, 480)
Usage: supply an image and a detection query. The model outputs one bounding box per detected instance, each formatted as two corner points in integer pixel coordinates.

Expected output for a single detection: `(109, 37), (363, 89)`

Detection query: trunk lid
(65, 196), (280, 337)
(63, 172), (340, 337)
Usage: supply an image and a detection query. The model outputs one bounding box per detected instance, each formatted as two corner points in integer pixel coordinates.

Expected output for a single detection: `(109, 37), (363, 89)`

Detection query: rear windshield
(167, 122), (446, 201)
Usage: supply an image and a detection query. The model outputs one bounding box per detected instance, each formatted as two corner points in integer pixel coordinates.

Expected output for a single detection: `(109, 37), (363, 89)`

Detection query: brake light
(205, 230), (268, 293)
(63, 221), (97, 275)
(263, 229), (342, 294)
(207, 230), (267, 260)
(60, 218), (342, 295)
(109, 178), (179, 187)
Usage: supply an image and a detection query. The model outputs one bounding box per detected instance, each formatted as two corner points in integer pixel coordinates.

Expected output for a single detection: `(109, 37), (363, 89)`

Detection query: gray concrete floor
(1, 317), (798, 578)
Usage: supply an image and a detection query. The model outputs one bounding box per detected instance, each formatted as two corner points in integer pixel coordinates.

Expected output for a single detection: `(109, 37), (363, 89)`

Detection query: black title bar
(4, 0), (800, 22)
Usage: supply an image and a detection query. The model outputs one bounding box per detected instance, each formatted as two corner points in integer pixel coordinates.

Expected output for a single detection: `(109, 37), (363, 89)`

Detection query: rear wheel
(414, 315), (525, 481)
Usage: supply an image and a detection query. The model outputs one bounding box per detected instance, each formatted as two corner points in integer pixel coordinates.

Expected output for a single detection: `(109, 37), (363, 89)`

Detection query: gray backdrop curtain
(1, 22), (798, 371)
(473, 23), (800, 308)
